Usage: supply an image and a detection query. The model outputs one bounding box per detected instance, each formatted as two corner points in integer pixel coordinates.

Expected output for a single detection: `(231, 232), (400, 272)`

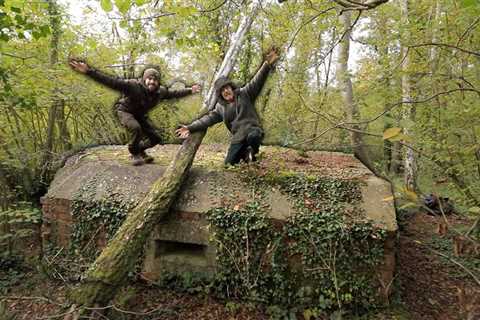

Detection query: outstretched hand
(69, 58), (90, 74)
(175, 125), (190, 139)
(265, 46), (280, 66)
(191, 84), (201, 93)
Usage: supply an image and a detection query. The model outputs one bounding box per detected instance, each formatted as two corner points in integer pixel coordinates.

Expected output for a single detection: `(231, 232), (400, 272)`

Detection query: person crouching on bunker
(175, 47), (279, 165)
(69, 59), (201, 166)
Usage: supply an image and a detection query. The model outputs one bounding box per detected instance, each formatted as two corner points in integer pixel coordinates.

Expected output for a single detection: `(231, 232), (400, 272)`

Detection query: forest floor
(2, 210), (478, 319)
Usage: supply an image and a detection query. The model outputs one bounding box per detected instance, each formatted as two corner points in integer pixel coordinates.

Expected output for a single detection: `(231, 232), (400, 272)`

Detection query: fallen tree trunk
(69, 0), (261, 311)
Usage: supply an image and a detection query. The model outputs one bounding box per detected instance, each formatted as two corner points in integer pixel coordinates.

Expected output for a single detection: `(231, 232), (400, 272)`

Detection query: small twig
(0, 295), (64, 305)
(466, 217), (480, 238)
(428, 247), (480, 287)
(81, 223), (105, 252)
(457, 16), (480, 47)
(286, 7), (336, 51)
(47, 247), (64, 265)
(409, 42), (480, 57)
(1, 52), (37, 60)
(411, 240), (480, 287)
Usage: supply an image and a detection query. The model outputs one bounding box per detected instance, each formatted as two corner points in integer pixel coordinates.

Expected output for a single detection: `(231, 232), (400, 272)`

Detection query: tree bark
(70, 0), (261, 311)
(400, 0), (418, 192)
(337, 10), (378, 176)
(41, 0), (63, 181)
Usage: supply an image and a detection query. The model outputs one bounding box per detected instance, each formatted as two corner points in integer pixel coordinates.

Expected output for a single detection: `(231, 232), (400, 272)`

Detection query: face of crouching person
(142, 68), (160, 92)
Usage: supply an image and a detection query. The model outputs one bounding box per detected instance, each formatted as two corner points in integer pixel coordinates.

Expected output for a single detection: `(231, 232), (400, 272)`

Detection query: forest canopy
(0, 0), (479, 217)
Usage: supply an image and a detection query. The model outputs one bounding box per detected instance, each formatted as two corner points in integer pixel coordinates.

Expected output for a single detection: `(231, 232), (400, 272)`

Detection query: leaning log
(69, 0), (261, 310)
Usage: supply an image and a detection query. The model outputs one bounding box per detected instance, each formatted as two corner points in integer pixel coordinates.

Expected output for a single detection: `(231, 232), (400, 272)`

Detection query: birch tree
(400, 0), (418, 192)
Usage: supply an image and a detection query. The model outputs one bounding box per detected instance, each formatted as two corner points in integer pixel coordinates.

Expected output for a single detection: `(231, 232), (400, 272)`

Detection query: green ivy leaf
(134, 0), (148, 5)
(100, 0), (113, 12)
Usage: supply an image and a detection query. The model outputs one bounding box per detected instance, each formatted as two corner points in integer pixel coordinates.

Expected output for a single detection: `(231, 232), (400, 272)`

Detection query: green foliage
(0, 254), (29, 294)
(204, 170), (386, 314)
(70, 176), (138, 258)
(0, 0), (50, 42)
(100, 0), (113, 12)
(0, 201), (41, 256)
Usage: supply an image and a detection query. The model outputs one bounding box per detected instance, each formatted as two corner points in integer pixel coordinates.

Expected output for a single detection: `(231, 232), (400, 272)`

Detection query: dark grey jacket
(86, 68), (192, 117)
(187, 62), (272, 143)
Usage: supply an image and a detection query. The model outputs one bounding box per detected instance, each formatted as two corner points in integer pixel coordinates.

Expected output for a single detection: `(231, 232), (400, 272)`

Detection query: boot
(131, 154), (145, 166)
(245, 146), (256, 163)
(141, 151), (154, 164)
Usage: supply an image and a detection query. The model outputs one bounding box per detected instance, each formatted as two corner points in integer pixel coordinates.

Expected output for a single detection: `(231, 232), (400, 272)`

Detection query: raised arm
(69, 59), (138, 94)
(164, 84), (201, 99)
(242, 47), (280, 100)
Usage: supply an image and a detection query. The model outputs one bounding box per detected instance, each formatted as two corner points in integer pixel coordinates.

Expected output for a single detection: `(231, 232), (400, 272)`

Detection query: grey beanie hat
(142, 68), (160, 82)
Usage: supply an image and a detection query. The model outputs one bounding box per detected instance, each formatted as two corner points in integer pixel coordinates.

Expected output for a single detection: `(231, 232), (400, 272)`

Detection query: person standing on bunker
(69, 59), (201, 166)
(175, 47), (279, 165)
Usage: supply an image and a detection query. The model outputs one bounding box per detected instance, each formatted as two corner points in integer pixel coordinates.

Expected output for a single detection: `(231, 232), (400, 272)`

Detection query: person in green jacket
(69, 59), (201, 166)
(176, 47), (279, 165)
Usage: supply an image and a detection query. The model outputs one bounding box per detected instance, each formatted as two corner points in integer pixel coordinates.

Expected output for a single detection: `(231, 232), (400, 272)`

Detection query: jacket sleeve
(242, 62), (272, 100)
(86, 68), (138, 94)
(164, 87), (193, 99)
(187, 107), (223, 132)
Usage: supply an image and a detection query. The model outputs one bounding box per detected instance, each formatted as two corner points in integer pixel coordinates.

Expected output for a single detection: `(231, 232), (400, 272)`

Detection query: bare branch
(409, 42), (480, 57)
(457, 16), (480, 46)
(286, 7), (336, 51)
(1, 52), (37, 60)
(331, 0), (389, 10)
(107, 0), (229, 21)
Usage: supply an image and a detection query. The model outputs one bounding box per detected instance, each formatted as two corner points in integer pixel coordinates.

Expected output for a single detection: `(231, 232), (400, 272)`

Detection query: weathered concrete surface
(42, 144), (397, 296)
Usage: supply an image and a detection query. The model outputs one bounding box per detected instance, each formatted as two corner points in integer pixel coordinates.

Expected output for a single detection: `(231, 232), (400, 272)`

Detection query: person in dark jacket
(175, 48), (279, 165)
(69, 59), (201, 165)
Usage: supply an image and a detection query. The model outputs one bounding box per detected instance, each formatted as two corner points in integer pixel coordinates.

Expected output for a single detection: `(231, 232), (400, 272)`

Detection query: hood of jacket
(214, 76), (239, 105)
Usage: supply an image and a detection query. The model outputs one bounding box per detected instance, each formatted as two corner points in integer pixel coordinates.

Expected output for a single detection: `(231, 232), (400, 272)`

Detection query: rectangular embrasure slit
(155, 240), (207, 258)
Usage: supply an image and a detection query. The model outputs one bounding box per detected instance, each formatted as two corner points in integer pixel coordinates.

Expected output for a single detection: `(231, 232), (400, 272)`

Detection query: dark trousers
(117, 111), (162, 155)
(224, 127), (263, 165)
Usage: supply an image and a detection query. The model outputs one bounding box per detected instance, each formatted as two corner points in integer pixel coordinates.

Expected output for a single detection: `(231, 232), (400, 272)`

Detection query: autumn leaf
(383, 127), (402, 140)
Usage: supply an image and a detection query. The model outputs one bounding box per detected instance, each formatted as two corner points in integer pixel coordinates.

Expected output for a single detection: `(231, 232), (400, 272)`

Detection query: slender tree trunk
(337, 10), (377, 175)
(56, 100), (72, 150)
(70, 1), (261, 312)
(400, 0), (418, 192)
(41, 0), (62, 180)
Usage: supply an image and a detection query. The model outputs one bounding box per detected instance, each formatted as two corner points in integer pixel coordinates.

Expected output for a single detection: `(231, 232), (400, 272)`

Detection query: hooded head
(214, 76), (238, 104)
(142, 68), (161, 92)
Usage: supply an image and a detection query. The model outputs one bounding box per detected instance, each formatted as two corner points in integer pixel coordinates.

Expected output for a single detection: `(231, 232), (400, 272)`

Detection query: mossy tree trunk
(70, 132), (206, 307)
(69, 0), (261, 313)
